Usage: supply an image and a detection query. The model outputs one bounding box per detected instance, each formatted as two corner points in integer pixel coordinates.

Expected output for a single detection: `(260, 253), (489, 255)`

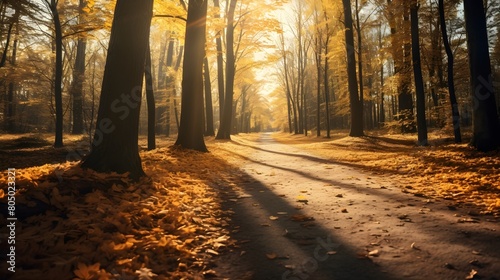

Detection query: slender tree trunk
(81, 0), (153, 179)
(342, 0), (363, 137)
(49, 0), (64, 147)
(213, 0), (225, 126)
(379, 23), (385, 125)
(411, 2), (428, 146)
(324, 46), (331, 138)
(355, 0), (364, 129)
(175, 0), (208, 151)
(70, 0), (87, 134)
(164, 39), (175, 136)
(464, 0), (500, 151)
(438, 0), (461, 143)
(216, 0), (237, 140)
(145, 43), (156, 150)
(315, 38), (322, 137)
(204, 57), (215, 136)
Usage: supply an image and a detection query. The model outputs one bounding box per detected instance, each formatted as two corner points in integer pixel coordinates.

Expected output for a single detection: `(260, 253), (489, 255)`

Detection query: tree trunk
(164, 38), (176, 136)
(379, 23), (385, 125)
(324, 46), (331, 138)
(355, 0), (364, 130)
(315, 37), (322, 137)
(399, 1), (415, 133)
(438, 0), (461, 143)
(464, 0), (500, 151)
(215, 0), (237, 140)
(81, 0), (153, 179)
(145, 43), (156, 150)
(70, 0), (87, 135)
(6, 35), (17, 133)
(175, 0), (208, 151)
(213, 0), (225, 126)
(204, 57), (215, 136)
(411, 2), (428, 146)
(49, 0), (64, 147)
(342, 0), (364, 137)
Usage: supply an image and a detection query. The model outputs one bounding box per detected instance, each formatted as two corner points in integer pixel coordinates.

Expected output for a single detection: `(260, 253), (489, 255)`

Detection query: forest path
(213, 132), (500, 280)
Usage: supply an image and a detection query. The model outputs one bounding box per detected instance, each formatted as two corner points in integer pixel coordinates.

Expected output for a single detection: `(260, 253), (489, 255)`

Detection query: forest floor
(0, 131), (499, 279)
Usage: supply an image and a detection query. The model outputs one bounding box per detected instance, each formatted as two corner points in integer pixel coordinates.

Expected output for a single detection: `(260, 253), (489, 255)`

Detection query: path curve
(215, 133), (500, 280)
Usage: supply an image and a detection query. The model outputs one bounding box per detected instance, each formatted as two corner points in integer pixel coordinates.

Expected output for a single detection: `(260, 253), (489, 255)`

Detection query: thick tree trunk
(342, 0), (364, 137)
(81, 0), (153, 179)
(438, 0), (461, 143)
(204, 57), (215, 136)
(175, 0), (208, 151)
(145, 43), (156, 150)
(399, 1), (415, 133)
(411, 2), (428, 146)
(215, 0), (237, 140)
(464, 0), (500, 151)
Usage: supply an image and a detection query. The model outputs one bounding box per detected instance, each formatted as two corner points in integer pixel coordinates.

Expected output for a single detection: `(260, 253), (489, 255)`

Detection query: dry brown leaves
(0, 144), (239, 279)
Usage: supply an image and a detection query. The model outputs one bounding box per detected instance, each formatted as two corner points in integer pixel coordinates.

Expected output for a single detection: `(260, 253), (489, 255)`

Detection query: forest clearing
(1, 132), (499, 279)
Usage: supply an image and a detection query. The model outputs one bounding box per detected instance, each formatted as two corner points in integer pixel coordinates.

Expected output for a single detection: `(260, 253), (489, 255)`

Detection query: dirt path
(213, 133), (500, 280)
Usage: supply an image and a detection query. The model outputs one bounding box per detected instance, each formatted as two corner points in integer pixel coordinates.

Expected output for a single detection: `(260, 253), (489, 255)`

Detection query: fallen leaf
(291, 214), (315, 222)
(465, 269), (478, 280)
(206, 249), (219, 255)
(368, 249), (379, 257)
(269, 216), (279, 220)
(266, 253), (278, 260)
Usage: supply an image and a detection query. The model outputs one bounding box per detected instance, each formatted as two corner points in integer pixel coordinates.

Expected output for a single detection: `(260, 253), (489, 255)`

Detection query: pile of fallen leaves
(271, 132), (500, 217)
(0, 142), (240, 279)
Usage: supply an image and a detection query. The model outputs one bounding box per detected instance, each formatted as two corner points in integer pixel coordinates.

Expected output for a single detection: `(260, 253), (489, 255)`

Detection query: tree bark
(175, 0), (208, 151)
(213, 0), (225, 126)
(70, 0), (87, 134)
(204, 57), (215, 136)
(410, 2), (428, 146)
(438, 0), (461, 143)
(342, 0), (364, 137)
(215, 0), (237, 140)
(145, 43), (156, 150)
(81, 0), (153, 179)
(464, 0), (500, 151)
(48, 0), (64, 147)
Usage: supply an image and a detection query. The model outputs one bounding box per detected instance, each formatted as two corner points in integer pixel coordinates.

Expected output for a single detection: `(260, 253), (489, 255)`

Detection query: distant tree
(175, 0), (208, 151)
(213, 0), (225, 125)
(410, 1), (428, 146)
(438, 0), (461, 143)
(81, 0), (153, 179)
(463, 0), (500, 151)
(145, 43), (156, 150)
(43, 0), (64, 147)
(215, 0), (237, 140)
(342, 0), (364, 137)
(204, 57), (215, 136)
(70, 0), (87, 135)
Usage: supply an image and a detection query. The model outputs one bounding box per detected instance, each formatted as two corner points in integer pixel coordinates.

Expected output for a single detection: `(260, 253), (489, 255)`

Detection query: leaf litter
(0, 137), (247, 279)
